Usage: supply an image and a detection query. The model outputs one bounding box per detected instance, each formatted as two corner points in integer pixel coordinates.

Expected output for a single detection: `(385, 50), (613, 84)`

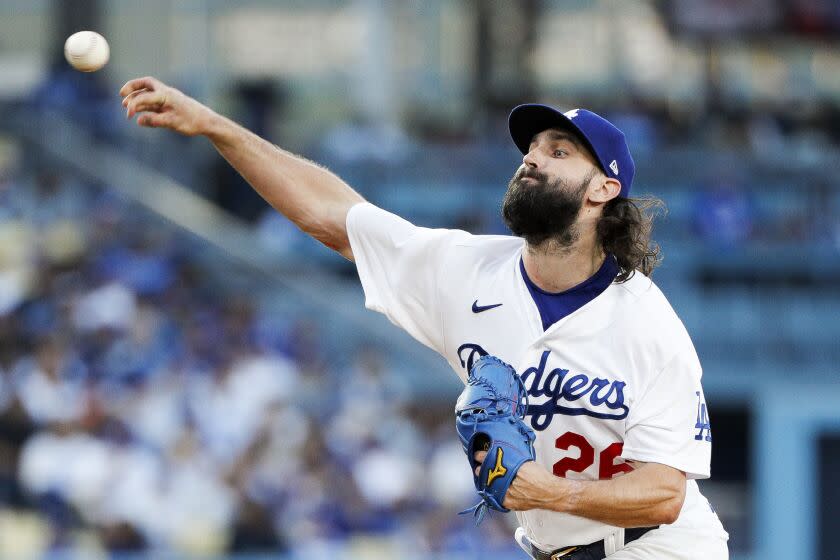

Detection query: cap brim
(508, 104), (597, 163)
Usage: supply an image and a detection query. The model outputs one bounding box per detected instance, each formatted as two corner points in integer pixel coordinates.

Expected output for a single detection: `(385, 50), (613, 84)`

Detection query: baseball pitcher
(121, 77), (729, 559)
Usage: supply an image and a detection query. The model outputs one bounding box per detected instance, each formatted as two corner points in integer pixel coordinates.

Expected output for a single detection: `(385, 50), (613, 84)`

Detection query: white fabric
(515, 505), (730, 560)
(514, 526), (532, 556)
(347, 202), (729, 554)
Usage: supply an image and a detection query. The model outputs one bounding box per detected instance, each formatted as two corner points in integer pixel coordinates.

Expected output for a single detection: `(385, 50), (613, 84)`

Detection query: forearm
(204, 112), (365, 259)
(121, 77), (365, 258)
(556, 463), (686, 527)
(507, 461), (685, 528)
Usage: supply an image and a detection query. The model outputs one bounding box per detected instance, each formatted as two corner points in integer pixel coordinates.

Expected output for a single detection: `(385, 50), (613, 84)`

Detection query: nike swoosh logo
(472, 300), (503, 313)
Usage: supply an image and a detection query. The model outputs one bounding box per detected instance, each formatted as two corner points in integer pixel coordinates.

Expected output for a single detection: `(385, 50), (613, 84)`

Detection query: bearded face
(502, 165), (595, 248)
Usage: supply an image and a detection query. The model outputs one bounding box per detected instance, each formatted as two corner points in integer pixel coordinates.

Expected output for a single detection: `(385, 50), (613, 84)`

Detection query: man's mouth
(519, 171), (544, 183)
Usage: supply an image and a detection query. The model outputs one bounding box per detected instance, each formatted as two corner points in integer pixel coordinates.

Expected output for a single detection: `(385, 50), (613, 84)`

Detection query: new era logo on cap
(508, 104), (635, 198)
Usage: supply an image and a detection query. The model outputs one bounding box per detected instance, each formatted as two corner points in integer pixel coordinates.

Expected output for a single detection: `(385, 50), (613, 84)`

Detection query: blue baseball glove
(455, 355), (536, 524)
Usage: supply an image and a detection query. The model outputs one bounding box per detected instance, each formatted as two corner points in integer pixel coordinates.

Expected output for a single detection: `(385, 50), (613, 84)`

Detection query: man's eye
(553, 150), (566, 157)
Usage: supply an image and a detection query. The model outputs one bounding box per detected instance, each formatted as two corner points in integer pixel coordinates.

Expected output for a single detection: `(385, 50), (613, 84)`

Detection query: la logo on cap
(609, 160), (619, 174)
(564, 109), (580, 119)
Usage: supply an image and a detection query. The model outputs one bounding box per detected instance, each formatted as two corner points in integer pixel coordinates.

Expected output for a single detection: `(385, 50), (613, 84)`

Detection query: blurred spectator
(71, 282), (136, 333)
(12, 337), (87, 426)
(189, 351), (299, 468)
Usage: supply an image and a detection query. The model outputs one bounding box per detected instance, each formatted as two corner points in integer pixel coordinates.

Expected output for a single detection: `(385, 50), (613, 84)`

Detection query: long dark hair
(597, 196), (664, 282)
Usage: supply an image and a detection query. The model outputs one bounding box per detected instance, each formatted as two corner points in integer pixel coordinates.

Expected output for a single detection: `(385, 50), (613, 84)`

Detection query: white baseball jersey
(346, 202), (729, 554)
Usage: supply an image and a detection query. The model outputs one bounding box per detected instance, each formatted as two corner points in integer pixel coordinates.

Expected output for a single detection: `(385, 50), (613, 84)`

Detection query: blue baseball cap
(508, 104), (635, 198)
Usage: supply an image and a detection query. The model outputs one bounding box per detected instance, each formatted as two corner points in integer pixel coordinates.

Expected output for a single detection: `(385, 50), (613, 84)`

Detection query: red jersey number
(553, 431), (633, 480)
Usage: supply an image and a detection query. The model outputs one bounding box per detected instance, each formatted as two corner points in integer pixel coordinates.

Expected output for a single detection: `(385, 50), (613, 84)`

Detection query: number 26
(553, 431), (632, 479)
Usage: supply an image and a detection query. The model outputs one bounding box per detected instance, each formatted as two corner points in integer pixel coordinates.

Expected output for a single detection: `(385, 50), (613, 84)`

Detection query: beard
(502, 166), (595, 248)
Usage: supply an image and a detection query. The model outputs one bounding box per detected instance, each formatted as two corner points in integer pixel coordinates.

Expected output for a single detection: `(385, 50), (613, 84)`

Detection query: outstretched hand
(473, 450), (565, 511)
(120, 76), (214, 136)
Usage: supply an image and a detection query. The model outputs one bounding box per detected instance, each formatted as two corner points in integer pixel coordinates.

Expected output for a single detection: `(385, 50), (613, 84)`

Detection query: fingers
(137, 112), (171, 128)
(124, 90), (168, 119)
(121, 87), (149, 106)
(473, 450), (487, 476)
(120, 77), (200, 135)
(119, 76), (159, 98)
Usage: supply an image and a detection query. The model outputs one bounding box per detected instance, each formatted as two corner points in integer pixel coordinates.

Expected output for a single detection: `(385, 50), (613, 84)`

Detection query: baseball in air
(64, 31), (110, 72)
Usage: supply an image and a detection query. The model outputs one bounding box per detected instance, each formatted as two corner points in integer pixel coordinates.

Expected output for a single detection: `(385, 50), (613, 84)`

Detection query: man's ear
(589, 176), (621, 204)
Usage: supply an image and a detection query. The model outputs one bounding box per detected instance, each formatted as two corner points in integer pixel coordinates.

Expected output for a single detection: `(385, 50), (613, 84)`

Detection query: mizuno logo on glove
(456, 355), (536, 524)
(486, 447), (507, 486)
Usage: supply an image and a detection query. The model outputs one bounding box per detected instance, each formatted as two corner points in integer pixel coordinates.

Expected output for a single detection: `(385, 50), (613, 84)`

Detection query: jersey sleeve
(621, 351), (712, 479)
(346, 202), (465, 356)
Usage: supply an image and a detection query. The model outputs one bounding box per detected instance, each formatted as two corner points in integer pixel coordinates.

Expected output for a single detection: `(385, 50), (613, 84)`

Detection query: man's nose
(523, 149), (540, 169)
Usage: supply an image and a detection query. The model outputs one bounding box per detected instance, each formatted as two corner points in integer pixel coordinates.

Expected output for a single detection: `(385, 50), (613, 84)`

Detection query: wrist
(551, 476), (579, 514)
(202, 110), (230, 141)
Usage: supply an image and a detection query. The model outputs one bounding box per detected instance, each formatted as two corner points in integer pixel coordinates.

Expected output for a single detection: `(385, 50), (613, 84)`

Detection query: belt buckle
(550, 546), (579, 560)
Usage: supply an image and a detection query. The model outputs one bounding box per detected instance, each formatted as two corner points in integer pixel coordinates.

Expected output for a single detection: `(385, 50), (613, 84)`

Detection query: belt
(527, 526), (658, 560)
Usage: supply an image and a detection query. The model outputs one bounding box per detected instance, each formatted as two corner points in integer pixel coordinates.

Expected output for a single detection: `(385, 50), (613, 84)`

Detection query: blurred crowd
(0, 156), (520, 558)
